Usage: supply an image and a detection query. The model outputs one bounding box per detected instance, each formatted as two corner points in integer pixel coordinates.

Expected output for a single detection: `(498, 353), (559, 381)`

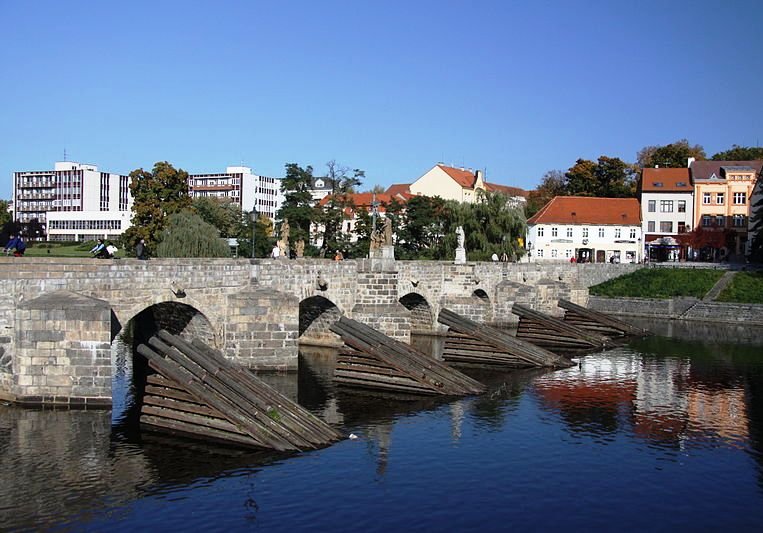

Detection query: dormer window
(652, 182), (663, 187)
(676, 182), (687, 187)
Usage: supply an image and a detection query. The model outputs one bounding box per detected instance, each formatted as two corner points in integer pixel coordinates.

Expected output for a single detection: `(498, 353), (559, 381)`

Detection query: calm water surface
(2, 325), (763, 531)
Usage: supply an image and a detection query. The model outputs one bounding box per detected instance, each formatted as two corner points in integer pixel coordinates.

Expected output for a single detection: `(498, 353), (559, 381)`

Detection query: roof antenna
(63, 148), (68, 162)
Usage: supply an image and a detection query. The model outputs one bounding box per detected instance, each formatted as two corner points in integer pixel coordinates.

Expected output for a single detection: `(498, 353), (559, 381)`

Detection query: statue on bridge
(369, 217), (395, 259)
(277, 218), (290, 258)
(454, 226), (466, 264)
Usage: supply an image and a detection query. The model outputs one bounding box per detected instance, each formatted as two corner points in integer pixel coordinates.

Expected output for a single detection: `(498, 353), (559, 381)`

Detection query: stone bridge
(0, 256), (639, 405)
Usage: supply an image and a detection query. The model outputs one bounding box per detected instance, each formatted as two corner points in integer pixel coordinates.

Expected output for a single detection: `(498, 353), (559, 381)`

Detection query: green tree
(565, 157), (636, 197)
(395, 195), (448, 260)
(192, 197), (242, 238)
(0, 200), (11, 229)
(155, 211), (230, 258)
(277, 163), (317, 246)
(457, 192), (527, 261)
(637, 139), (706, 168)
(123, 161), (192, 254)
(748, 168), (763, 262)
(316, 160), (364, 254)
(711, 145), (763, 161)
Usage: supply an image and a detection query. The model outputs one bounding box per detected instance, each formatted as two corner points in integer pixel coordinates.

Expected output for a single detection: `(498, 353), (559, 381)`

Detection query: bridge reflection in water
(1, 326), (763, 531)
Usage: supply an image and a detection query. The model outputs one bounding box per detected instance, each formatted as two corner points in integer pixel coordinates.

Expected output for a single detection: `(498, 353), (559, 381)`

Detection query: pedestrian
(334, 250), (344, 261)
(3, 234), (26, 257)
(271, 244), (280, 259)
(491, 253), (499, 262)
(500, 252), (509, 262)
(135, 239), (147, 260)
(106, 242), (118, 258)
(90, 239), (108, 258)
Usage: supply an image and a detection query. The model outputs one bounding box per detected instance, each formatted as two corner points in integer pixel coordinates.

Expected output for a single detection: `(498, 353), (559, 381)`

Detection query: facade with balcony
(187, 166), (283, 221)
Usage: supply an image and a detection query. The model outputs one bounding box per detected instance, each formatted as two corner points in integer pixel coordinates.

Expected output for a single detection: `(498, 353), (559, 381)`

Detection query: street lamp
(251, 206), (257, 258)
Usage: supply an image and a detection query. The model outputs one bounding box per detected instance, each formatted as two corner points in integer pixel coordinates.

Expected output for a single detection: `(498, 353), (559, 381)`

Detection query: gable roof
(485, 182), (529, 198)
(385, 183), (411, 197)
(640, 168), (692, 192)
(437, 164), (477, 188)
(528, 196), (641, 225)
(690, 160), (763, 181)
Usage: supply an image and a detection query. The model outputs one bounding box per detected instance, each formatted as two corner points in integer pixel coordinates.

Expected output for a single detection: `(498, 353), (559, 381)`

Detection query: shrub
(156, 211), (231, 258)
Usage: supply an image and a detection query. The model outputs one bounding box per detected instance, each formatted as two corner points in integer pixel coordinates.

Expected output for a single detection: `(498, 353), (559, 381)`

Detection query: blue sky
(1, 0), (762, 199)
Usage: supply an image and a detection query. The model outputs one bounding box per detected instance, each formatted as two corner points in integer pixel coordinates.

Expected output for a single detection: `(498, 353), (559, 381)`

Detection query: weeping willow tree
(460, 191), (527, 261)
(156, 211), (231, 258)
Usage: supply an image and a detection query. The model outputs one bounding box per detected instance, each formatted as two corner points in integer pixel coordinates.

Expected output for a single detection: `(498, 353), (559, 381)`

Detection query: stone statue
(456, 226), (465, 248)
(277, 218), (290, 258)
(295, 239), (305, 258)
(454, 225), (466, 264)
(382, 217), (393, 245)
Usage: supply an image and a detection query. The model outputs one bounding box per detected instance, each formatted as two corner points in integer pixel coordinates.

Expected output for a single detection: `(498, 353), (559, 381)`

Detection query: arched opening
(473, 289), (490, 302)
(299, 295), (343, 345)
(111, 302), (216, 433)
(399, 293), (434, 332)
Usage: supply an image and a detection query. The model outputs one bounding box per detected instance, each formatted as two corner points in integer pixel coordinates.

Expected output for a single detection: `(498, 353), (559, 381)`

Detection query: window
(536, 249), (543, 258)
(716, 192), (724, 205)
(629, 228), (637, 239)
(733, 214), (746, 227)
(660, 221), (673, 233)
(551, 249), (558, 258)
(598, 227), (604, 238)
(565, 249), (572, 258)
(660, 200), (673, 212)
(566, 227), (573, 238)
(678, 200), (686, 213)
(551, 227), (558, 237)
(715, 216), (725, 227)
(734, 192), (747, 205)
(648, 200), (656, 212)
(647, 221), (655, 232)
(703, 192), (711, 204)
(615, 228), (621, 238)
(537, 227), (544, 237)
(702, 215), (712, 227)
(582, 227), (589, 238)
(678, 222), (686, 233)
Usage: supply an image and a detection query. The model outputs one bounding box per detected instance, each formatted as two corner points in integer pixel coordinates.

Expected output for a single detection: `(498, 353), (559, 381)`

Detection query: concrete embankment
(587, 296), (763, 327)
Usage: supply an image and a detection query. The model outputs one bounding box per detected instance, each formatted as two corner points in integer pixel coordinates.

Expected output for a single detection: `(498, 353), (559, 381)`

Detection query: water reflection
(2, 325), (763, 530)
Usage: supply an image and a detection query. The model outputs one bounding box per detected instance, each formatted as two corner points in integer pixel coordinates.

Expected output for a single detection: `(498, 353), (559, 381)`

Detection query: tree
(155, 211), (230, 258)
(526, 170), (567, 217)
(711, 145), (763, 161)
(0, 200), (10, 229)
(277, 163), (318, 246)
(122, 161), (192, 255)
(316, 160), (364, 254)
(457, 191), (527, 261)
(748, 168), (763, 262)
(236, 210), (274, 258)
(565, 157), (636, 198)
(637, 139), (706, 168)
(192, 197), (242, 238)
(395, 195), (448, 260)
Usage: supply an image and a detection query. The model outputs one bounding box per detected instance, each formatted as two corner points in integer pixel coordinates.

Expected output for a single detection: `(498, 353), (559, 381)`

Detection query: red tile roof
(437, 164), (477, 188)
(640, 168), (691, 192)
(527, 196), (641, 225)
(317, 192), (405, 214)
(485, 182), (529, 198)
(385, 183), (411, 198)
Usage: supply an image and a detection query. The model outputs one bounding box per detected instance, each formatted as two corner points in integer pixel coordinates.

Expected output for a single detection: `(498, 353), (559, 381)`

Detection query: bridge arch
(125, 301), (218, 348)
(399, 292), (435, 332)
(299, 295), (344, 344)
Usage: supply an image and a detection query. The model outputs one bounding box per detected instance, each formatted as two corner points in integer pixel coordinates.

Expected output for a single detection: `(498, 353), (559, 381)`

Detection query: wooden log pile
(557, 299), (648, 338)
(438, 308), (574, 369)
(512, 303), (609, 354)
(330, 316), (485, 396)
(137, 330), (342, 451)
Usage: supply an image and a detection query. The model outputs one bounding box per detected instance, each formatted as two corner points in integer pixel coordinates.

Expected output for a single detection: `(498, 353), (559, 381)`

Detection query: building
(308, 177), (335, 204)
(527, 196), (641, 263)
(639, 167), (694, 262)
(187, 166), (283, 221)
(13, 161), (131, 241)
(689, 160), (762, 259)
(409, 164), (527, 205)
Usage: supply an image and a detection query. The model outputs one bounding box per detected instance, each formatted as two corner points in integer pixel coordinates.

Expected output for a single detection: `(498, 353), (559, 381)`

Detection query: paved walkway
(702, 271), (737, 301)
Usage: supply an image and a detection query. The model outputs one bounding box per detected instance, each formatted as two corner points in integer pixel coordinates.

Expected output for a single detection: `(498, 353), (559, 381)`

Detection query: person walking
(135, 239), (147, 260)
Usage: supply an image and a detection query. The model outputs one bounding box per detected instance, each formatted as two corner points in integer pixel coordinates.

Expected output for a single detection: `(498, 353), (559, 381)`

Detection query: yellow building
(408, 164), (527, 205)
(691, 160), (762, 257)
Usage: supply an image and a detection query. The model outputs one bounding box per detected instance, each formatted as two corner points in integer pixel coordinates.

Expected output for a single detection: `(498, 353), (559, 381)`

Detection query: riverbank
(587, 295), (763, 327)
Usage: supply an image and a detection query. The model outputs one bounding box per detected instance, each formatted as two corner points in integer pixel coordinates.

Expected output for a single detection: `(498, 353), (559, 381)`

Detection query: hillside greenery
(589, 268), (724, 299)
(716, 272), (763, 304)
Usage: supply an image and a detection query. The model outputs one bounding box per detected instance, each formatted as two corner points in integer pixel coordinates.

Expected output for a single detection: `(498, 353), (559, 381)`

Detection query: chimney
(476, 169), (484, 181)
(687, 157), (695, 167)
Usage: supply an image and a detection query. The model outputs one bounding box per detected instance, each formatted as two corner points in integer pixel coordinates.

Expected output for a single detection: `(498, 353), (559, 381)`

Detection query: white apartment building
(640, 168), (694, 262)
(187, 166), (283, 220)
(527, 196), (642, 263)
(13, 161), (132, 241)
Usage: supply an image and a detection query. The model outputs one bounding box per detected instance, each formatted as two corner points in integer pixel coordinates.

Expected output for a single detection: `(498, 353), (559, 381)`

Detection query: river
(1, 323), (763, 531)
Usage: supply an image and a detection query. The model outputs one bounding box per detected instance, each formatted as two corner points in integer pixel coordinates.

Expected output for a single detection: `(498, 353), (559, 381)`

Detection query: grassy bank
(589, 268), (725, 299)
(22, 241), (127, 259)
(716, 272), (763, 304)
